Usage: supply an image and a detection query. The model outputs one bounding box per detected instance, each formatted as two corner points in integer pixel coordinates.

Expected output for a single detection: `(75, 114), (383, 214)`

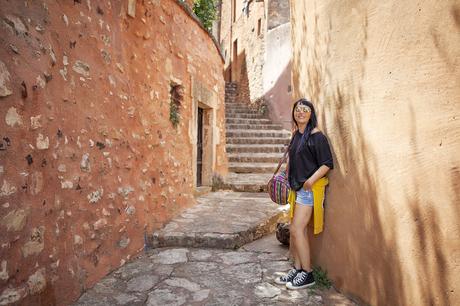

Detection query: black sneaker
(274, 268), (299, 285)
(286, 270), (315, 289)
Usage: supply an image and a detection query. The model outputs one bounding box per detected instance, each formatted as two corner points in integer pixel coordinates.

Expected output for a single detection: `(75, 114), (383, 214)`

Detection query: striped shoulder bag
(267, 144), (291, 205)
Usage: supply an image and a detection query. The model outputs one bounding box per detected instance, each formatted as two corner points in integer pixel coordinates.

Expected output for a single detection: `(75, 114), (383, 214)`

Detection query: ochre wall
(290, 1), (460, 305)
(0, 1), (226, 305)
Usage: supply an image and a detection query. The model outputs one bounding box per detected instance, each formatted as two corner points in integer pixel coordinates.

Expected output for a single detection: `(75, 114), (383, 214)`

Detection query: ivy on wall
(169, 83), (184, 128)
(193, 0), (217, 31)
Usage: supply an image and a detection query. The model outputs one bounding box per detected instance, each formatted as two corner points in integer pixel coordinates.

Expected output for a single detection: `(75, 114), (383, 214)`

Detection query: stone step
(226, 118), (271, 124)
(225, 113), (265, 119)
(225, 108), (259, 114)
(226, 137), (290, 145)
(226, 129), (291, 138)
(225, 103), (248, 108)
(226, 123), (284, 130)
(226, 144), (287, 153)
(228, 153), (284, 163)
(219, 172), (275, 192)
(228, 162), (279, 173)
(147, 191), (284, 249)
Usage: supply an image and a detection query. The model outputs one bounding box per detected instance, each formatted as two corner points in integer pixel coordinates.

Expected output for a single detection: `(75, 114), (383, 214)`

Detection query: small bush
(193, 0), (216, 31)
(169, 101), (180, 128)
(211, 173), (225, 191)
(312, 266), (332, 289)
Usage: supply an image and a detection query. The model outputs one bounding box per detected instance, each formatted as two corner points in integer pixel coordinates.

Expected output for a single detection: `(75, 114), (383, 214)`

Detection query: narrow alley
(1, 0), (459, 305)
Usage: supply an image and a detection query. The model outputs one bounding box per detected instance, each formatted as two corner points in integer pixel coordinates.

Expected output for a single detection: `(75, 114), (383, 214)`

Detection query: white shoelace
(293, 271), (308, 285)
(281, 268), (298, 282)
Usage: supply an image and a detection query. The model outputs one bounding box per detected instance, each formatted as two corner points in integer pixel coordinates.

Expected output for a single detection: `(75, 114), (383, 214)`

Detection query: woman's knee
(290, 224), (305, 238)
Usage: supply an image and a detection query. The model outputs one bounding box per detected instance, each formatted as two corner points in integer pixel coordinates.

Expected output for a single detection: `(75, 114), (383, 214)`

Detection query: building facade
(290, 1), (460, 305)
(219, 0), (292, 128)
(0, 1), (227, 304)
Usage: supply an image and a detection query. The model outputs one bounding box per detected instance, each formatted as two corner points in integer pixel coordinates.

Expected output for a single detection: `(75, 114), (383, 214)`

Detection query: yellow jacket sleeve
(288, 177), (329, 235)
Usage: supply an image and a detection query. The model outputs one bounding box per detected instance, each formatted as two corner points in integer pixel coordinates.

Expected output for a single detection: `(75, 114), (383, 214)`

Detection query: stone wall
(220, 0), (266, 103)
(0, 1), (226, 305)
(290, 1), (460, 305)
(220, 0), (292, 128)
(267, 0), (290, 30)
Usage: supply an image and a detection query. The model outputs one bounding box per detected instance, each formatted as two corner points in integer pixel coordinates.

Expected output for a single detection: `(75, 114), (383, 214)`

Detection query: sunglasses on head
(294, 105), (311, 113)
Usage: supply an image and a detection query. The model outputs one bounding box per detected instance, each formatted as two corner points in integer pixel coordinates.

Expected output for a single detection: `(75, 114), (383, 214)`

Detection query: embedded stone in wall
(72, 60), (90, 77)
(36, 134), (49, 150)
(74, 235), (83, 245)
(118, 186), (134, 198)
(5, 107), (23, 127)
(0, 287), (26, 305)
(30, 115), (42, 130)
(62, 14), (69, 26)
(0, 261), (8, 280)
(22, 227), (45, 258)
(35, 75), (45, 89)
(61, 180), (73, 189)
(9, 44), (19, 54)
(93, 218), (107, 230)
(118, 236), (130, 249)
(101, 50), (111, 64)
(80, 153), (91, 172)
(0, 61), (13, 97)
(28, 172), (44, 195)
(27, 268), (46, 295)
(116, 63), (124, 73)
(87, 187), (103, 204)
(127, 0), (136, 18)
(59, 67), (67, 81)
(125, 206), (135, 215)
(108, 75), (116, 87)
(0, 180), (17, 197)
(1, 209), (28, 232)
(3, 15), (28, 35)
(49, 46), (57, 66)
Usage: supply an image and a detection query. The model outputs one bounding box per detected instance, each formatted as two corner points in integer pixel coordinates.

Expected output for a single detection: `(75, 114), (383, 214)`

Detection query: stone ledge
(146, 191), (286, 249)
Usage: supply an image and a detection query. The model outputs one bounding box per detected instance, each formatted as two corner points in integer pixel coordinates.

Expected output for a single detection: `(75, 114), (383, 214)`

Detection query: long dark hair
(291, 98), (318, 145)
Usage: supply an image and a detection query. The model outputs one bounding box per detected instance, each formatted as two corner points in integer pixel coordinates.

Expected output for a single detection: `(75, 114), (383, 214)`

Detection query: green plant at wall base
(211, 173), (225, 191)
(312, 266), (332, 289)
(193, 0), (216, 31)
(169, 101), (180, 128)
(259, 103), (268, 116)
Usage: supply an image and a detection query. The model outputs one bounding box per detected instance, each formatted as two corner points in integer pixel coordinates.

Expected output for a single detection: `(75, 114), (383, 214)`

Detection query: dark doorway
(197, 107), (204, 186)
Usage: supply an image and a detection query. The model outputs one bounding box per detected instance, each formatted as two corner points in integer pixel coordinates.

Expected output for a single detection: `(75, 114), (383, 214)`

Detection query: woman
(275, 98), (333, 289)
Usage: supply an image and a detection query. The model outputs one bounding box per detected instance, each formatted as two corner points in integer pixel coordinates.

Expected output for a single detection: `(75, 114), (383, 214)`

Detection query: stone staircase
(223, 102), (291, 192)
(146, 85), (291, 250)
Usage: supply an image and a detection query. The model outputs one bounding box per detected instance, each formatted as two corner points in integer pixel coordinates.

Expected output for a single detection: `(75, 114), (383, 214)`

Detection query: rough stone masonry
(0, 1), (226, 305)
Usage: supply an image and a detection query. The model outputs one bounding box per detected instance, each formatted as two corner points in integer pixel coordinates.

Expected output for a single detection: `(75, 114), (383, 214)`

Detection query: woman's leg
(290, 204), (313, 271)
(289, 230), (301, 269)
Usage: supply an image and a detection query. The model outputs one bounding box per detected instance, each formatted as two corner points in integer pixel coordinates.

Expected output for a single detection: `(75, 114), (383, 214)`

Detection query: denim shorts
(296, 188), (314, 206)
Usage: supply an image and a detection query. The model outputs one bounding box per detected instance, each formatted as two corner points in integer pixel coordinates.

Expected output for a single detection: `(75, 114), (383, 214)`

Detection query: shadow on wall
(236, 49), (251, 105)
(294, 5), (458, 306)
(263, 60), (292, 129)
(319, 85), (458, 306)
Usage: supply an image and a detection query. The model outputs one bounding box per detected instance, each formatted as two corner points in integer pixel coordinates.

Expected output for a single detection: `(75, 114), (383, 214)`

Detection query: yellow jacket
(288, 177), (329, 234)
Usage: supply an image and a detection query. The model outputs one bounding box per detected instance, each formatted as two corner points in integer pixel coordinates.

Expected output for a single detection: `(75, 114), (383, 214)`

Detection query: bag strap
(272, 141), (291, 176)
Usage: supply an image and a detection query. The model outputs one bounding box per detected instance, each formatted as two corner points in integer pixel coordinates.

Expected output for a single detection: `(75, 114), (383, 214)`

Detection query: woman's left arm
(303, 165), (330, 191)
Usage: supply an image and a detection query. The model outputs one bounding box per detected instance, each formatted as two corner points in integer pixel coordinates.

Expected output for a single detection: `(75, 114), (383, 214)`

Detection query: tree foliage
(193, 0), (217, 31)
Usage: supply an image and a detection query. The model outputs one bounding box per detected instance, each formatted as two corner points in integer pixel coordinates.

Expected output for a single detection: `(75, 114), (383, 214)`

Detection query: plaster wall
(264, 23), (292, 128)
(0, 1), (226, 305)
(290, 1), (460, 305)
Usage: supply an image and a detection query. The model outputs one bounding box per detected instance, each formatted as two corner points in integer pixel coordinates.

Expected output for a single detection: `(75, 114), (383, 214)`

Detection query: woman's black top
(288, 130), (334, 191)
